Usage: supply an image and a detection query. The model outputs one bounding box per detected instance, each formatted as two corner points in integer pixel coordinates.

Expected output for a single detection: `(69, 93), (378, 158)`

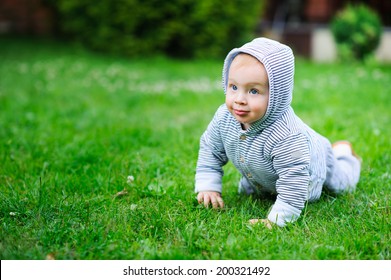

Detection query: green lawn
(0, 37), (390, 260)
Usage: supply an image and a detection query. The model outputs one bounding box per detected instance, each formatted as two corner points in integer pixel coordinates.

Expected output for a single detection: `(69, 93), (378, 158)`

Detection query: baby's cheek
(225, 96), (233, 109)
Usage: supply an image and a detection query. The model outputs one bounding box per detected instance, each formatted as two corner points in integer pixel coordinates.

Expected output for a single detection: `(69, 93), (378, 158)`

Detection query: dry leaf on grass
(114, 189), (128, 199)
(46, 253), (56, 260)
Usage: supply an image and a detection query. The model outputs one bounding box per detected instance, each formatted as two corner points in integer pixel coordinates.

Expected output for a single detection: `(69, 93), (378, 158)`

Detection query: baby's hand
(197, 191), (224, 209)
(249, 218), (273, 229)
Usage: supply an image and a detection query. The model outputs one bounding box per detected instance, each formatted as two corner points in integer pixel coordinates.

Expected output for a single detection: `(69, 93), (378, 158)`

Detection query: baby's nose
(234, 92), (247, 104)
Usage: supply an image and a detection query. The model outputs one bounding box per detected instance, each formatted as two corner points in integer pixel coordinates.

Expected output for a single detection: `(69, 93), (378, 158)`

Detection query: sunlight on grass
(0, 38), (390, 260)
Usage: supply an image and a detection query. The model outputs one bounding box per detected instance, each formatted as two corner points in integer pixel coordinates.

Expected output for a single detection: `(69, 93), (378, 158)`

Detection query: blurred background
(1, 0), (390, 261)
(1, 0), (390, 62)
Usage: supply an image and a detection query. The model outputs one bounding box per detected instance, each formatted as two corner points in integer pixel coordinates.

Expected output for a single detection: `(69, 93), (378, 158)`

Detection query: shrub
(331, 4), (382, 61)
(48, 0), (263, 58)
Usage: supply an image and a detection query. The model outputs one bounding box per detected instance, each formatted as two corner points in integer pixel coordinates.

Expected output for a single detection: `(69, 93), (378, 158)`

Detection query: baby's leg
(238, 176), (255, 195)
(324, 141), (361, 193)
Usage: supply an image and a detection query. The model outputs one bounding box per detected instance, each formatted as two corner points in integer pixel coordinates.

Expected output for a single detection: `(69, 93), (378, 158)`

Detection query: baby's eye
(231, 84), (238, 91)
(249, 88), (259, 95)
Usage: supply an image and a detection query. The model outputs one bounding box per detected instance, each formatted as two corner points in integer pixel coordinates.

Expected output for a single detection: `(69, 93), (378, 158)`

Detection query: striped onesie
(195, 38), (361, 227)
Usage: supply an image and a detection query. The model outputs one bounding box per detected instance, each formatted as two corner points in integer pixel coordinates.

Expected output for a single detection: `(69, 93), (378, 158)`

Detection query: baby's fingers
(197, 193), (204, 205)
(211, 195), (224, 209)
(249, 218), (273, 229)
(197, 192), (224, 209)
(197, 192), (212, 208)
(203, 194), (212, 208)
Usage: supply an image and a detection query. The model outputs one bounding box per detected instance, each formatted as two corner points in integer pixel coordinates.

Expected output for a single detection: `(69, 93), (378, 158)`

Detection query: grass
(0, 37), (390, 260)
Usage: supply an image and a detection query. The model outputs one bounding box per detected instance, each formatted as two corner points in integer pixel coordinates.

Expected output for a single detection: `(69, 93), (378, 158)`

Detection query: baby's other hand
(249, 218), (273, 229)
(197, 191), (224, 209)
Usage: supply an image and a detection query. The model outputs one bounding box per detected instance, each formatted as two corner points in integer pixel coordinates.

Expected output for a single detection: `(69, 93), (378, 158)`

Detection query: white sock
(333, 143), (352, 158)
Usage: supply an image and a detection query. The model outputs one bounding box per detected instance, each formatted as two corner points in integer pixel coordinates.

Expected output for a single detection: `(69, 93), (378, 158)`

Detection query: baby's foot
(332, 141), (362, 163)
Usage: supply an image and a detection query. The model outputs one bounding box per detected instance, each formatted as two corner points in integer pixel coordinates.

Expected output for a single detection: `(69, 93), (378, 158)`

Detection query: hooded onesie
(195, 38), (361, 226)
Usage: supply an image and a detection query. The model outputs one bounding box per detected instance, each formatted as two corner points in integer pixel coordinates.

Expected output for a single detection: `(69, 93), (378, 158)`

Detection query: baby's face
(225, 54), (269, 130)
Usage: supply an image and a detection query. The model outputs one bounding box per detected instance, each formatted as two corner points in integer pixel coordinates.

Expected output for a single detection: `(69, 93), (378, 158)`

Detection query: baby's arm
(197, 191), (224, 209)
(267, 133), (311, 227)
(195, 106), (228, 204)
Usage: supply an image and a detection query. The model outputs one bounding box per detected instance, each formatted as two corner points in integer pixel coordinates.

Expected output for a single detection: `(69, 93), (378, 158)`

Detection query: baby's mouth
(233, 109), (249, 116)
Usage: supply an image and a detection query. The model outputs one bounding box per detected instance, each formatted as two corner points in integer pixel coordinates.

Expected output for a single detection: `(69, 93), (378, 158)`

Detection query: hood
(222, 37), (295, 131)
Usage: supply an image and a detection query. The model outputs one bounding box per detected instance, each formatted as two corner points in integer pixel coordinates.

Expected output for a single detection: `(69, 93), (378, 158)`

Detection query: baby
(195, 38), (361, 227)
